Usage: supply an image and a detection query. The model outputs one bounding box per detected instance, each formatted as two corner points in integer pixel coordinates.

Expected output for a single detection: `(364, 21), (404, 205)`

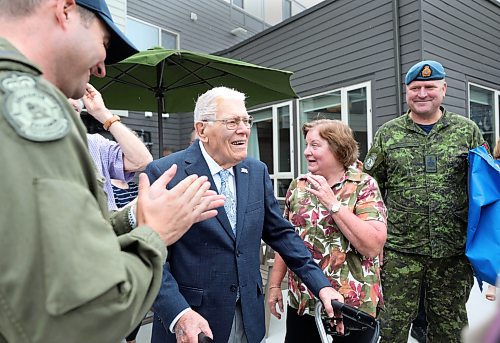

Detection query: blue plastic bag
(466, 146), (500, 286)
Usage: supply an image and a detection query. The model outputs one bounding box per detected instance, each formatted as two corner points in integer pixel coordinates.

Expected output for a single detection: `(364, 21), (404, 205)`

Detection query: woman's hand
(267, 286), (284, 319)
(305, 174), (339, 211)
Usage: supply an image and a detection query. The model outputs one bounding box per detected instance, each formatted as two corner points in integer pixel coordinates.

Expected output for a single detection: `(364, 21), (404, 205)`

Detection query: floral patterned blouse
(284, 164), (387, 317)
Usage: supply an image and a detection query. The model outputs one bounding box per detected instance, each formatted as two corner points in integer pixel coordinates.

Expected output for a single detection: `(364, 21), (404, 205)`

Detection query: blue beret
(405, 60), (446, 85)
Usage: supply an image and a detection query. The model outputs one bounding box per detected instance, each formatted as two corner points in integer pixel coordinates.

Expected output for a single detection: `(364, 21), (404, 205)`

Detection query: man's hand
(81, 83), (112, 123)
(267, 287), (284, 319)
(319, 287), (345, 334)
(174, 310), (213, 343)
(136, 165), (225, 245)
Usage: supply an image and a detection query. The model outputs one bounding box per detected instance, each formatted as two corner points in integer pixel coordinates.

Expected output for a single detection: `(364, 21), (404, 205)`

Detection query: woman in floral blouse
(267, 119), (387, 342)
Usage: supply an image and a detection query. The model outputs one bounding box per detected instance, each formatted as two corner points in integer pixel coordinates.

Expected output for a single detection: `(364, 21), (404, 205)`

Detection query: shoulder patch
(364, 153), (377, 170)
(1, 74), (70, 141)
(0, 73), (36, 91)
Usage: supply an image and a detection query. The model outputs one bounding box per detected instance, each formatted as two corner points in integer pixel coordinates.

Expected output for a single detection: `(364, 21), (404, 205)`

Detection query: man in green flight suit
(363, 60), (487, 342)
(0, 0), (224, 342)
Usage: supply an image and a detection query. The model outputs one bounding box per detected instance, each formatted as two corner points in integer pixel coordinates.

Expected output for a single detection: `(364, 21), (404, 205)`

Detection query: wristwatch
(330, 201), (341, 214)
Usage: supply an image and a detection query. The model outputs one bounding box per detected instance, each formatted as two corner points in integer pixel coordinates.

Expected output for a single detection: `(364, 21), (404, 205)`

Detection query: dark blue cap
(405, 60), (446, 85)
(76, 0), (138, 64)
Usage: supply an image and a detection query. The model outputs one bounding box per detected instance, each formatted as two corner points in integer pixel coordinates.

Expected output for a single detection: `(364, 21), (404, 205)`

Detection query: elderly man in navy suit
(146, 87), (344, 343)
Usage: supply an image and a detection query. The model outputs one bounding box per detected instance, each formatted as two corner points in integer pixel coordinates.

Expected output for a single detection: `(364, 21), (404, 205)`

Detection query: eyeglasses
(203, 116), (254, 130)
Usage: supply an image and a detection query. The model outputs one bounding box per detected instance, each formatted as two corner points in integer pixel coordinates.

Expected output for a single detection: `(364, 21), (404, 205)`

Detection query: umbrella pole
(157, 93), (164, 159)
(156, 62), (166, 159)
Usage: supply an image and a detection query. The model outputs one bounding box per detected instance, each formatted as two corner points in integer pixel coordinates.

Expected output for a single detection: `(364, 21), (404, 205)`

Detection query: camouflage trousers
(378, 249), (473, 343)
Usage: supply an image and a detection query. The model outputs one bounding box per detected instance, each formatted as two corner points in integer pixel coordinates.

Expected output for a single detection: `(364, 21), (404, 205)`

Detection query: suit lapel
(184, 143), (235, 241)
(234, 161), (249, 243)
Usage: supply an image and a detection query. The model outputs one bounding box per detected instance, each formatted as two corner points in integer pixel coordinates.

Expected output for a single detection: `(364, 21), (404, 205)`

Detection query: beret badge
(421, 65), (432, 78)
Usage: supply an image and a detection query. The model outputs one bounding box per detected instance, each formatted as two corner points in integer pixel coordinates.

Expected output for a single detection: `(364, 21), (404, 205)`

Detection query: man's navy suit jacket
(146, 142), (330, 343)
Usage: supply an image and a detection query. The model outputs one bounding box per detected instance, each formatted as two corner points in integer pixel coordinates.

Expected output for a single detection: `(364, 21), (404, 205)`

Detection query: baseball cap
(405, 60), (446, 85)
(76, 0), (138, 64)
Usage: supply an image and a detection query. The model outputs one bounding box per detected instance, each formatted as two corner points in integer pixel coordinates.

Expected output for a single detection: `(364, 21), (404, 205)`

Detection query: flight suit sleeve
(0, 98), (167, 342)
(109, 203), (134, 235)
(32, 177), (167, 342)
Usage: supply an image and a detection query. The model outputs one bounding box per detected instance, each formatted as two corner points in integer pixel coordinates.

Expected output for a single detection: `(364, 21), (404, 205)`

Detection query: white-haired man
(146, 86), (345, 343)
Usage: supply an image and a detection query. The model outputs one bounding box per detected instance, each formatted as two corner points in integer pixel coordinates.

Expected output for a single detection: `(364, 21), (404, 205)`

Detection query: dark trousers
(125, 324), (140, 342)
(412, 284), (427, 329)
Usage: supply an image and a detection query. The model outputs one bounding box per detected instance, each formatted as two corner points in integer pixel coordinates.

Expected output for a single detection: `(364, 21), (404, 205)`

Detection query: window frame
(468, 82), (500, 147)
(296, 81), (372, 175)
(126, 16), (180, 50)
(248, 101), (294, 199)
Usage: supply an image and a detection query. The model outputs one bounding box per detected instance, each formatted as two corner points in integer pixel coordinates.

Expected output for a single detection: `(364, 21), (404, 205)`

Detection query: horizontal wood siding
(421, 0), (500, 115)
(119, 112), (190, 158)
(127, 0), (268, 53)
(220, 0), (399, 128)
(126, 0), (272, 150)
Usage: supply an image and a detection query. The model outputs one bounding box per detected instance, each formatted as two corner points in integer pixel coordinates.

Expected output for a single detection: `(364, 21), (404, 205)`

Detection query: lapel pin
(241, 167), (248, 174)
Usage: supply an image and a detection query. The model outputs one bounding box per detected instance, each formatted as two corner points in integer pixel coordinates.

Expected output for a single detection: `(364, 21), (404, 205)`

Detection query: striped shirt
(112, 182), (138, 208)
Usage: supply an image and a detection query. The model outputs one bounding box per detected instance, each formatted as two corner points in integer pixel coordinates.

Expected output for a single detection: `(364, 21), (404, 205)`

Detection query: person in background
(0, 0), (224, 341)
(69, 83), (152, 210)
(162, 147), (174, 157)
(484, 137), (500, 302)
(146, 87), (345, 343)
(363, 60), (487, 342)
(112, 179), (139, 209)
(189, 128), (199, 145)
(267, 119), (387, 343)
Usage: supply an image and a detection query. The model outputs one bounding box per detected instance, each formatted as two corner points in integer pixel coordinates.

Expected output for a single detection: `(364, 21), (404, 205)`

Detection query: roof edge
(216, 0), (337, 56)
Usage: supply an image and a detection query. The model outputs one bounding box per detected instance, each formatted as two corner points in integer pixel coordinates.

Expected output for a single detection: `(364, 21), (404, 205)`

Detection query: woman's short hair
(302, 119), (359, 168)
(194, 87), (246, 122)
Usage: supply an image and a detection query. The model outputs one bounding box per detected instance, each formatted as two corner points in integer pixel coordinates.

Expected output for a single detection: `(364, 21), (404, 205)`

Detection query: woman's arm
(306, 174), (387, 258)
(267, 253), (287, 319)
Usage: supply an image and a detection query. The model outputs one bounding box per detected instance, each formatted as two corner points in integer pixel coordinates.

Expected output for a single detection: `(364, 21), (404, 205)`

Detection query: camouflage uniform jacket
(284, 165), (387, 317)
(363, 108), (486, 258)
(0, 38), (166, 343)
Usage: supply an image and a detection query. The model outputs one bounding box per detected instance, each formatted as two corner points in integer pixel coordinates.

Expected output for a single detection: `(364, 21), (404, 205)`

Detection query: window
(469, 83), (500, 149)
(248, 102), (294, 199)
(283, 0), (292, 20)
(297, 82), (372, 174)
(126, 17), (179, 51)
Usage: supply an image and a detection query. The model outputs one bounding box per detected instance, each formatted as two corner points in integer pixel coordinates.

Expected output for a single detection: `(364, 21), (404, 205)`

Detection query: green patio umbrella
(91, 47), (297, 157)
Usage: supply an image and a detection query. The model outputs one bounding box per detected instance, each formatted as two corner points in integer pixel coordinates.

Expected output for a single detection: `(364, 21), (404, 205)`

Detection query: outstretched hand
(136, 164), (225, 245)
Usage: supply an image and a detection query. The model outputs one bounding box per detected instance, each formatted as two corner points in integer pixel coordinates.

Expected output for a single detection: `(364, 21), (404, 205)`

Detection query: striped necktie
(219, 169), (237, 234)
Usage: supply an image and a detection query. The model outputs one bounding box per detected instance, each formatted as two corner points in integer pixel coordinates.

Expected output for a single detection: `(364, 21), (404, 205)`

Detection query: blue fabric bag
(466, 146), (500, 286)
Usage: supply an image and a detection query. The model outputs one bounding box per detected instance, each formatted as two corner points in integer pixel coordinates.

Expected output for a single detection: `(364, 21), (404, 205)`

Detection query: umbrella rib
(166, 75), (228, 91)
(165, 60), (223, 90)
(99, 64), (156, 93)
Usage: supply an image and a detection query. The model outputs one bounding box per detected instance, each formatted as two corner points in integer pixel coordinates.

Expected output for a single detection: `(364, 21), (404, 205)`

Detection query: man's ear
(195, 122), (208, 142)
(55, 0), (77, 27)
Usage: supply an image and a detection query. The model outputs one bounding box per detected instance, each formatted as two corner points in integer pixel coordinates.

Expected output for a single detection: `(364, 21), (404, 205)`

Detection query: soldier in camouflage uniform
(0, 1), (223, 342)
(363, 60), (487, 342)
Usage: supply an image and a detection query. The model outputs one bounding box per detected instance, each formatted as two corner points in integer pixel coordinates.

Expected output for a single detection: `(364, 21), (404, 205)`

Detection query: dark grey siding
(420, 0), (500, 115)
(119, 112), (189, 158)
(220, 0), (400, 130)
(127, 0), (269, 53)
(119, 0), (500, 153)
